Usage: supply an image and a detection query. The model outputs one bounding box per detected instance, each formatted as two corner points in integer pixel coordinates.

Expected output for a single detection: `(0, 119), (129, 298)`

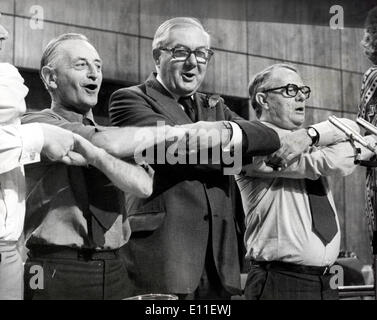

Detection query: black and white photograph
(1, 0), (377, 309)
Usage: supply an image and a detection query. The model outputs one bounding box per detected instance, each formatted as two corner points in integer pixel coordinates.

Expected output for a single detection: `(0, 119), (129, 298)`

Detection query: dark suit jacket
(109, 73), (280, 295)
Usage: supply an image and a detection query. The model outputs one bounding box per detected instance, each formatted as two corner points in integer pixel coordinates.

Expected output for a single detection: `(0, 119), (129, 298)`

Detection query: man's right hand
(40, 123), (86, 165)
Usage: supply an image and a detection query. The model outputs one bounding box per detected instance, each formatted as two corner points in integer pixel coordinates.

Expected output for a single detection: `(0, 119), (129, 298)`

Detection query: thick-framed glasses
(263, 83), (311, 99)
(159, 46), (214, 64)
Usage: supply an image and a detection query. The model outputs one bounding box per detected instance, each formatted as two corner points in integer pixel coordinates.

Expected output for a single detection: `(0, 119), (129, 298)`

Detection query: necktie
(305, 177), (338, 246)
(82, 116), (120, 247)
(178, 96), (196, 122)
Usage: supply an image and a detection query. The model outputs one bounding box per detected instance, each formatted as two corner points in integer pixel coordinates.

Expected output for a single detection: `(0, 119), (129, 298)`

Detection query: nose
(295, 89), (306, 102)
(185, 52), (198, 67)
(87, 63), (99, 80)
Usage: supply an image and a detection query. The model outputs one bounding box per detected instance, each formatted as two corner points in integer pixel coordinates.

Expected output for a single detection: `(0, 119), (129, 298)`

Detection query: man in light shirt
(0, 24), (92, 300)
(236, 63), (377, 300)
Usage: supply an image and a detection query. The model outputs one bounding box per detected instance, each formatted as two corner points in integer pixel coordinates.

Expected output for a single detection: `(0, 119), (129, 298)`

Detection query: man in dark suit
(109, 17), (282, 299)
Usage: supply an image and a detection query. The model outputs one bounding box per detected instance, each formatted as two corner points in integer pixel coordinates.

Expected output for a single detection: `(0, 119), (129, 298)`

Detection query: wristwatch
(306, 127), (320, 146)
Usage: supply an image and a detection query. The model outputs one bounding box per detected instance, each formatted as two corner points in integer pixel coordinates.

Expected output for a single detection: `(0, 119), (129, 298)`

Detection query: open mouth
(83, 84), (98, 93)
(295, 106), (305, 112)
(181, 72), (196, 81)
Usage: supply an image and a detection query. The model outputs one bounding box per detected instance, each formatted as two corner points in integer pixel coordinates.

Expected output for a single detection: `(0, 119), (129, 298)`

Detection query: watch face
(307, 127), (319, 145)
(308, 128), (317, 137)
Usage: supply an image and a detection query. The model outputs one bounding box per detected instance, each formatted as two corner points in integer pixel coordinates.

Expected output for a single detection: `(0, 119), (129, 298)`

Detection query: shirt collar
(51, 101), (95, 124)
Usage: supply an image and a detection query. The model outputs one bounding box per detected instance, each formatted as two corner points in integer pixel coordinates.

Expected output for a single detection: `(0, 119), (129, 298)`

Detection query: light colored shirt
(236, 121), (376, 267)
(22, 106), (131, 250)
(0, 63), (44, 242)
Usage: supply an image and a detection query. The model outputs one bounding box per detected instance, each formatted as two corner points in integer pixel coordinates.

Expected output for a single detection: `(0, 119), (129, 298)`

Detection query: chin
(181, 85), (199, 95)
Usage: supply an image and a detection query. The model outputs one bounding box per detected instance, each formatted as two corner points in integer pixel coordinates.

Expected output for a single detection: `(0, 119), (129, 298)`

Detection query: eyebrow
(174, 44), (208, 50)
(74, 57), (102, 64)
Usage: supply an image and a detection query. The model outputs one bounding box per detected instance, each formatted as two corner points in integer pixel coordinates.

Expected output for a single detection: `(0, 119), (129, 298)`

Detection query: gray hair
(40, 33), (89, 70)
(361, 6), (377, 64)
(248, 63), (298, 118)
(152, 17), (210, 51)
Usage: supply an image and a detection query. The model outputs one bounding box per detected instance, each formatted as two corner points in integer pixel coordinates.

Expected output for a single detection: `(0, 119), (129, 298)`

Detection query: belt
(28, 245), (120, 261)
(251, 260), (332, 276)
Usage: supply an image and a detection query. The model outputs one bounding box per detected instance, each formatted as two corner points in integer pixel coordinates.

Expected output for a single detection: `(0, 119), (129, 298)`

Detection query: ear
(255, 92), (269, 111)
(41, 66), (58, 90)
(152, 48), (161, 66)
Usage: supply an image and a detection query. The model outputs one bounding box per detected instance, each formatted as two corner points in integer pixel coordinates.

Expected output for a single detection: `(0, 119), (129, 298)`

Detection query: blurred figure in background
(358, 5), (377, 255)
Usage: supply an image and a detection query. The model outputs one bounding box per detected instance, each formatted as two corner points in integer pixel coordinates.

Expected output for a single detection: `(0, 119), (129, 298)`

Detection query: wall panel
(0, 0), (13, 14)
(202, 50), (248, 97)
(341, 27), (372, 74)
(247, 21), (341, 69)
(140, 0), (247, 52)
(344, 166), (371, 264)
(15, 0), (139, 34)
(342, 71), (363, 114)
(14, 18), (139, 82)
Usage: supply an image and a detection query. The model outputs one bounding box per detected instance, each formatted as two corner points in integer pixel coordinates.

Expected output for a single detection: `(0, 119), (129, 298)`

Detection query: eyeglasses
(262, 83), (311, 99)
(159, 46), (214, 64)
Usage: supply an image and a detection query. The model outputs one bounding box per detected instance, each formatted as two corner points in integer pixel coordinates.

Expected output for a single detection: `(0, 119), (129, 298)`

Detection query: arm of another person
(242, 135), (377, 179)
(73, 134), (153, 198)
(221, 101), (281, 161)
(265, 118), (363, 166)
(0, 63), (28, 114)
(0, 123), (44, 174)
(21, 112), (153, 197)
(108, 88), (225, 172)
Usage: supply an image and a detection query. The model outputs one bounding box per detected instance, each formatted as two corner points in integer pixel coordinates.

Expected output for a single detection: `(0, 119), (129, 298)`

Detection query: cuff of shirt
(19, 123), (44, 165)
(223, 121), (243, 152)
(312, 119), (360, 147)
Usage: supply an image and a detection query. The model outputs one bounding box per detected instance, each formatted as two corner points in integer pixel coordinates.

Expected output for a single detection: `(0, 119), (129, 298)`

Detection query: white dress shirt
(236, 121), (376, 266)
(0, 63), (43, 243)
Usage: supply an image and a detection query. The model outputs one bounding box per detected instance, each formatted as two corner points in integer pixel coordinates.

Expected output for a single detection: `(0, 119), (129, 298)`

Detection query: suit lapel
(194, 93), (217, 121)
(145, 75), (193, 125)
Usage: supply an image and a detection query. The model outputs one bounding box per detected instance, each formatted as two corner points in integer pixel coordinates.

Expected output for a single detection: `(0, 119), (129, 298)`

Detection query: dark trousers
(24, 246), (133, 300)
(178, 252), (231, 300)
(245, 265), (339, 300)
(178, 222), (232, 300)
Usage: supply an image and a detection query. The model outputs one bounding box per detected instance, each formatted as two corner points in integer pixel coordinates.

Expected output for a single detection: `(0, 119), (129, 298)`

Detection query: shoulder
(0, 63), (20, 77)
(110, 83), (147, 101)
(22, 108), (63, 124)
(362, 66), (377, 84)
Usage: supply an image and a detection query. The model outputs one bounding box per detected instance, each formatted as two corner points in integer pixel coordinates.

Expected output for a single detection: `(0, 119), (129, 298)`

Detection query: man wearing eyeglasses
(108, 17), (282, 299)
(236, 63), (377, 300)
